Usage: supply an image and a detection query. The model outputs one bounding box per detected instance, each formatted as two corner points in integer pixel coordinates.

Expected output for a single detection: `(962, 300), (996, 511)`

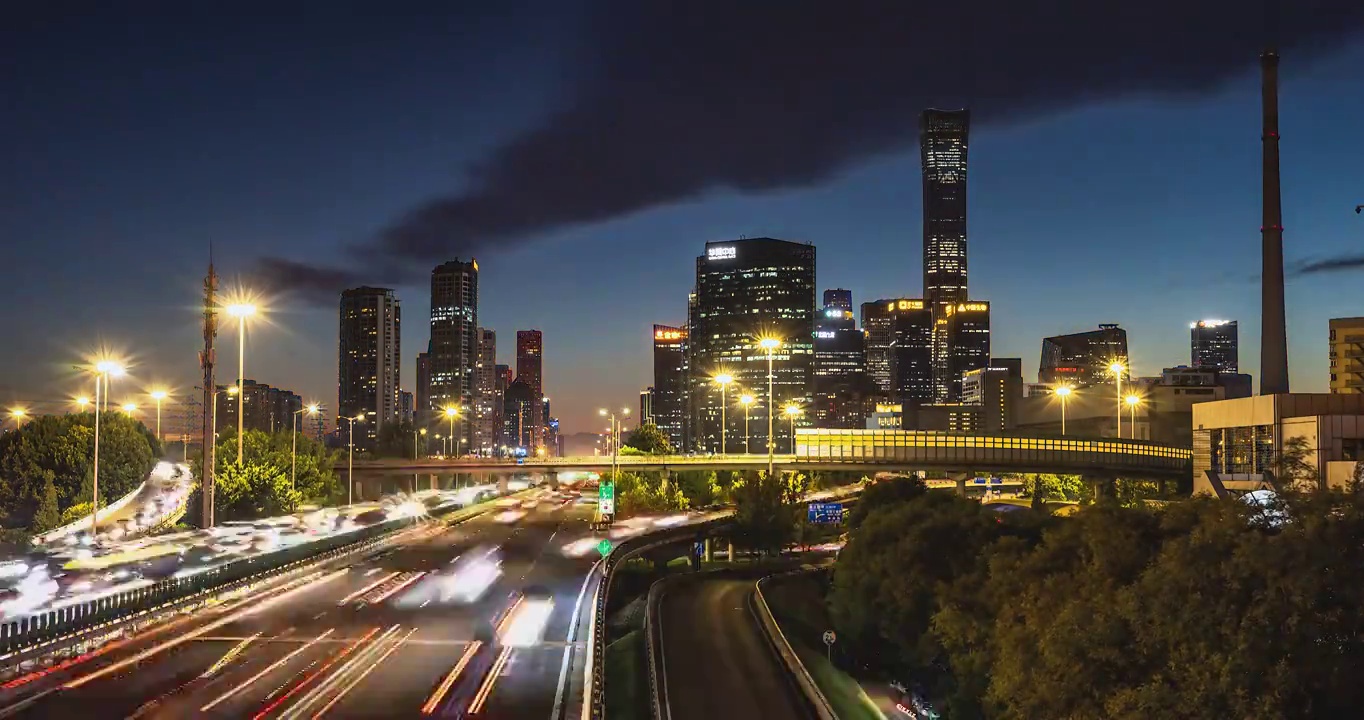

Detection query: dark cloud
(256, 0), (1364, 301)
(1292, 254), (1364, 276)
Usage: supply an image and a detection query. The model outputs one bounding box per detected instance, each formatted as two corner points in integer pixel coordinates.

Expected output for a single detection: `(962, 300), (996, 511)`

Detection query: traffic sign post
(807, 502), (843, 525)
(822, 630), (836, 662)
(597, 481), (616, 529)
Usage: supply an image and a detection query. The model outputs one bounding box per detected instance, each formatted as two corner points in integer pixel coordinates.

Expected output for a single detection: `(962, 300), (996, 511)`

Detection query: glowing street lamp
(739, 394), (756, 453)
(149, 390), (168, 441)
(1125, 394), (1142, 440)
(416, 427), (427, 459)
(1054, 385), (1073, 436)
(757, 337), (782, 476)
(8, 408), (26, 430)
(75, 396), (91, 411)
(713, 373), (734, 454)
(783, 404), (803, 454)
(121, 403), (137, 414)
(291, 403), (320, 491)
(444, 406), (461, 457)
(226, 302), (257, 466)
(1108, 361), (1127, 439)
(90, 359), (125, 536)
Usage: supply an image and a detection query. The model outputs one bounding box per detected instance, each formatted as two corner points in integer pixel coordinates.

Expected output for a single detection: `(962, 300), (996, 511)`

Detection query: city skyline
(3, 6), (1364, 434)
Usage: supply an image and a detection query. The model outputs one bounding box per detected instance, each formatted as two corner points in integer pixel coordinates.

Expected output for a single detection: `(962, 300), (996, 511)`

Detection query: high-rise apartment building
(501, 379), (537, 452)
(689, 238), (815, 453)
(516, 330), (544, 450)
(1039, 324), (1129, 387)
(493, 363), (511, 447)
(651, 325), (689, 451)
(215, 380), (303, 438)
(921, 109), (970, 313)
(1191, 320), (1239, 373)
(429, 260), (478, 450)
(1329, 317), (1364, 394)
(415, 350), (431, 426)
(399, 391), (413, 424)
(935, 301), (991, 402)
(473, 328), (497, 455)
(338, 286), (401, 450)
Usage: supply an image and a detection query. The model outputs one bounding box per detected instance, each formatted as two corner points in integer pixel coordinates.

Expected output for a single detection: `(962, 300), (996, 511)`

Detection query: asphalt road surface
(657, 578), (813, 720)
(0, 497), (605, 719)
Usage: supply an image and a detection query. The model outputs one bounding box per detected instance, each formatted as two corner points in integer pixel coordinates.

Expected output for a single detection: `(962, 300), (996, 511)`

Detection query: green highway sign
(597, 539), (613, 557)
(599, 482), (614, 500)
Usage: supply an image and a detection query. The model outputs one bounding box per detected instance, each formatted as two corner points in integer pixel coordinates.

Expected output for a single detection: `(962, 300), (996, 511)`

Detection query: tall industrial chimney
(1259, 50), (1290, 395)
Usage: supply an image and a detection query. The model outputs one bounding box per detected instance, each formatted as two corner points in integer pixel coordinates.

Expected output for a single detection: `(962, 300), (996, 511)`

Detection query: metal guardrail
(585, 513), (734, 719)
(0, 497), (490, 659)
(753, 571), (838, 720)
(644, 573), (686, 720)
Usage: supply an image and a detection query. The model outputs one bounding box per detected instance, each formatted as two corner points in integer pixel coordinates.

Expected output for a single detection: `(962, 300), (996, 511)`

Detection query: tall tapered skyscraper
(921, 109), (970, 312)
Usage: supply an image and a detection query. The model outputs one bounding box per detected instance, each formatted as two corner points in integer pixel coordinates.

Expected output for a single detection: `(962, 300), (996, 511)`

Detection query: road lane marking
(467, 646), (513, 715)
(201, 632), (262, 678)
(276, 625), (403, 719)
(421, 640), (483, 714)
(550, 558), (603, 720)
(368, 572), (426, 605)
(308, 627), (416, 718)
(337, 571), (400, 605)
(64, 569), (347, 690)
(200, 629), (336, 711)
(250, 626), (379, 720)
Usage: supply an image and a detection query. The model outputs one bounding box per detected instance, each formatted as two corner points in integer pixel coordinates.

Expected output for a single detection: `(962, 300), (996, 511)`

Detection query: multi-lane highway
(0, 493), (604, 719)
(657, 577), (813, 720)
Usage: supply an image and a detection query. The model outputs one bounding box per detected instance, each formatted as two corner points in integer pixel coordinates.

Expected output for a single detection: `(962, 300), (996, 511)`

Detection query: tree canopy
(188, 427), (341, 524)
(605, 470), (689, 517)
(623, 423), (673, 455)
(827, 483), (1364, 719)
(0, 412), (157, 532)
(729, 470), (814, 556)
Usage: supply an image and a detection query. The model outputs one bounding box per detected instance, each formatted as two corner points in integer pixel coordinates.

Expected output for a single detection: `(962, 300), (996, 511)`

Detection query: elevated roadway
(353, 428), (1192, 480)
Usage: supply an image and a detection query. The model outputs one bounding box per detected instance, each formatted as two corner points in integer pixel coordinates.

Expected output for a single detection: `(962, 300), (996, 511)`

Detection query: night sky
(4, 1), (1364, 434)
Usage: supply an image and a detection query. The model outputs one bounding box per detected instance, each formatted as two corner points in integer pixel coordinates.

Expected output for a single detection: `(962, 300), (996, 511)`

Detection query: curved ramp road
(658, 578), (813, 720)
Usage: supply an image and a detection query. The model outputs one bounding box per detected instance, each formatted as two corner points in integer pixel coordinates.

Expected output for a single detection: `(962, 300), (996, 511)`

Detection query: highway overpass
(351, 428), (1192, 480)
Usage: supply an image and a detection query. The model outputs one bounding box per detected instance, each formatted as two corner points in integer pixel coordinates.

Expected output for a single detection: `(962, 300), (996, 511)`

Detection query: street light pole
(150, 390), (168, 445)
(714, 374), (732, 455)
(91, 360), (124, 537)
(759, 338), (781, 477)
(225, 304), (256, 466)
(291, 404), (319, 491)
(740, 394), (754, 453)
(347, 414), (363, 506)
(1109, 361), (1126, 439)
(1055, 385), (1072, 436)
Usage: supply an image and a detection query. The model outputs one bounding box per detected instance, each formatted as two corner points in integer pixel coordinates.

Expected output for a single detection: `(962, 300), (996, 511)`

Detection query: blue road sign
(808, 502), (844, 524)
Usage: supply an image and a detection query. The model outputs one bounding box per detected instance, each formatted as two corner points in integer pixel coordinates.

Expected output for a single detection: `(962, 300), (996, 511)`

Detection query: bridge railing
(753, 570), (838, 720)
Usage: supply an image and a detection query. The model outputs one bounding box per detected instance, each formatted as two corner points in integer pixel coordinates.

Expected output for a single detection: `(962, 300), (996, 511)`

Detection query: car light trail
(337, 571), (400, 605)
(200, 629), (336, 711)
(420, 641), (483, 714)
(466, 646), (513, 715)
(493, 596), (526, 637)
(250, 627), (380, 720)
(65, 569), (347, 690)
(500, 599), (554, 647)
(274, 625), (403, 720)
(200, 632), (261, 678)
(307, 627), (416, 718)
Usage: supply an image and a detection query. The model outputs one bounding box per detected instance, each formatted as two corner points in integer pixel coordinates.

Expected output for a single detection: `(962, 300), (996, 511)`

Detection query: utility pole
(199, 249), (219, 528)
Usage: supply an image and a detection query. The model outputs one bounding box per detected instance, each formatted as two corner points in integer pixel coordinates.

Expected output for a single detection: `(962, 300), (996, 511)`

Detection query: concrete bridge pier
(1085, 473), (1116, 502)
(497, 476), (509, 494)
(952, 472), (971, 496)
(702, 536), (713, 563)
(546, 470), (559, 489)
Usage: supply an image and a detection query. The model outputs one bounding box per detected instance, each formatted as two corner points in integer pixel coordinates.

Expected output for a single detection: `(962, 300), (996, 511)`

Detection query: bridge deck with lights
(351, 429), (1191, 478)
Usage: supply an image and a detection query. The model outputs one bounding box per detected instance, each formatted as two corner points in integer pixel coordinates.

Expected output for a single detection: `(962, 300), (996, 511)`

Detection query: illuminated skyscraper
(814, 290), (870, 428)
(651, 325), (689, 451)
(516, 330), (544, 450)
(429, 260), (478, 450)
(921, 109), (970, 312)
(690, 238), (815, 453)
(474, 328), (497, 455)
(338, 286), (401, 450)
(935, 301), (991, 402)
(1191, 320), (1238, 373)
